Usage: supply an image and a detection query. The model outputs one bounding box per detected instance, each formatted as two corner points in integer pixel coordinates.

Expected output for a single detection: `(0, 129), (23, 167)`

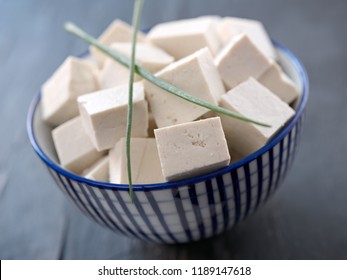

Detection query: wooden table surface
(1, 0), (346, 259)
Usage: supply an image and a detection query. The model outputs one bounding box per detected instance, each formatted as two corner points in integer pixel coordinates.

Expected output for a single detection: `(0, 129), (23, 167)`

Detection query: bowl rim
(27, 40), (309, 191)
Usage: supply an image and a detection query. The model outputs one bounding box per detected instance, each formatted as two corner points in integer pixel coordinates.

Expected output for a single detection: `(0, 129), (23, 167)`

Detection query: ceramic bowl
(27, 41), (308, 243)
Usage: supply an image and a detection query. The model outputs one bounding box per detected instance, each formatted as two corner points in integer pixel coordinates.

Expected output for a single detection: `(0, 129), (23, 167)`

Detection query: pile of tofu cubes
(42, 16), (299, 184)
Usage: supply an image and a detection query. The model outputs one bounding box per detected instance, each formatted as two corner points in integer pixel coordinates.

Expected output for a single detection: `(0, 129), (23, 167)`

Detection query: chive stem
(126, 0), (144, 201)
(64, 22), (271, 128)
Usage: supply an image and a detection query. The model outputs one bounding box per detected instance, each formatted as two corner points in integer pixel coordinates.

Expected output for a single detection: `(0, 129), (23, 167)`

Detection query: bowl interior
(33, 103), (59, 163)
(29, 42), (307, 187)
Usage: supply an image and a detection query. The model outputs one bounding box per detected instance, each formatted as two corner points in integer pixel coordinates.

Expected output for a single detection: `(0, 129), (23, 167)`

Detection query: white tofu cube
(198, 15), (222, 29)
(78, 83), (148, 151)
(154, 117), (230, 181)
(41, 56), (99, 127)
(217, 17), (276, 60)
(52, 117), (105, 174)
(218, 78), (295, 157)
(215, 34), (272, 89)
(144, 48), (225, 128)
(147, 17), (221, 59)
(90, 19), (146, 67)
(258, 60), (300, 104)
(99, 58), (135, 89)
(111, 42), (175, 73)
(109, 138), (165, 184)
(82, 156), (109, 182)
(99, 43), (174, 89)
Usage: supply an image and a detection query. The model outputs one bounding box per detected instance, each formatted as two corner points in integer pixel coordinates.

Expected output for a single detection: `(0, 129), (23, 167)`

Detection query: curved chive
(126, 0), (144, 201)
(64, 22), (271, 128)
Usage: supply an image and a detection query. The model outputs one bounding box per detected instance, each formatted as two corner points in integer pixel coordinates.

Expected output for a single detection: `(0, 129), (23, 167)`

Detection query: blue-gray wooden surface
(0, 0), (346, 259)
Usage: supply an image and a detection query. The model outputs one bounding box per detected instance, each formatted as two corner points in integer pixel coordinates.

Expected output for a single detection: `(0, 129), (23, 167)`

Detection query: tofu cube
(99, 57), (136, 89)
(147, 17), (221, 59)
(52, 117), (105, 174)
(215, 34), (272, 89)
(109, 138), (165, 184)
(258, 60), (300, 104)
(217, 17), (276, 60)
(154, 117), (230, 181)
(41, 56), (99, 127)
(218, 78), (295, 157)
(99, 43), (174, 89)
(111, 42), (175, 73)
(78, 83), (148, 151)
(90, 19), (146, 67)
(198, 15), (222, 31)
(82, 156), (109, 182)
(144, 48), (225, 128)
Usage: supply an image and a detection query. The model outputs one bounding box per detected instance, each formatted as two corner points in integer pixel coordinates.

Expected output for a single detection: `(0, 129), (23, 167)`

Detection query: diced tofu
(258, 60), (300, 104)
(198, 15), (222, 29)
(52, 117), (105, 174)
(217, 17), (276, 60)
(215, 34), (271, 90)
(41, 56), (99, 127)
(77, 83), (148, 151)
(144, 48), (225, 128)
(154, 117), (230, 181)
(109, 138), (165, 184)
(98, 43), (174, 89)
(147, 17), (221, 59)
(99, 58), (136, 89)
(111, 42), (174, 73)
(90, 19), (146, 67)
(82, 156), (109, 182)
(218, 78), (295, 157)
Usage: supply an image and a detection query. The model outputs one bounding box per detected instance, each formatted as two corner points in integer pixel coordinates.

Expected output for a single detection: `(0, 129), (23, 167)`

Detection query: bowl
(27, 41), (308, 244)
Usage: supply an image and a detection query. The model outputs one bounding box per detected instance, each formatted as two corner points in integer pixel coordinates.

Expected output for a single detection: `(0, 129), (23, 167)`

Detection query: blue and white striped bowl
(27, 41), (308, 244)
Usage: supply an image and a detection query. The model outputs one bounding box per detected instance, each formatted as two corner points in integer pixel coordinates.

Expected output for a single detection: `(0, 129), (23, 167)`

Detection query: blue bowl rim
(27, 40), (309, 191)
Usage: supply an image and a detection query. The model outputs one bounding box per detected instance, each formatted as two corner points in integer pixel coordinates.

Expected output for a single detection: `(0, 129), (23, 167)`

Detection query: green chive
(64, 22), (271, 128)
(64, 9), (272, 198)
(126, 0), (144, 201)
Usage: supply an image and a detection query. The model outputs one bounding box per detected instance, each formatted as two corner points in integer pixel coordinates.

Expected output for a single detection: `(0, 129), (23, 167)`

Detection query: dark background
(0, 0), (346, 259)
